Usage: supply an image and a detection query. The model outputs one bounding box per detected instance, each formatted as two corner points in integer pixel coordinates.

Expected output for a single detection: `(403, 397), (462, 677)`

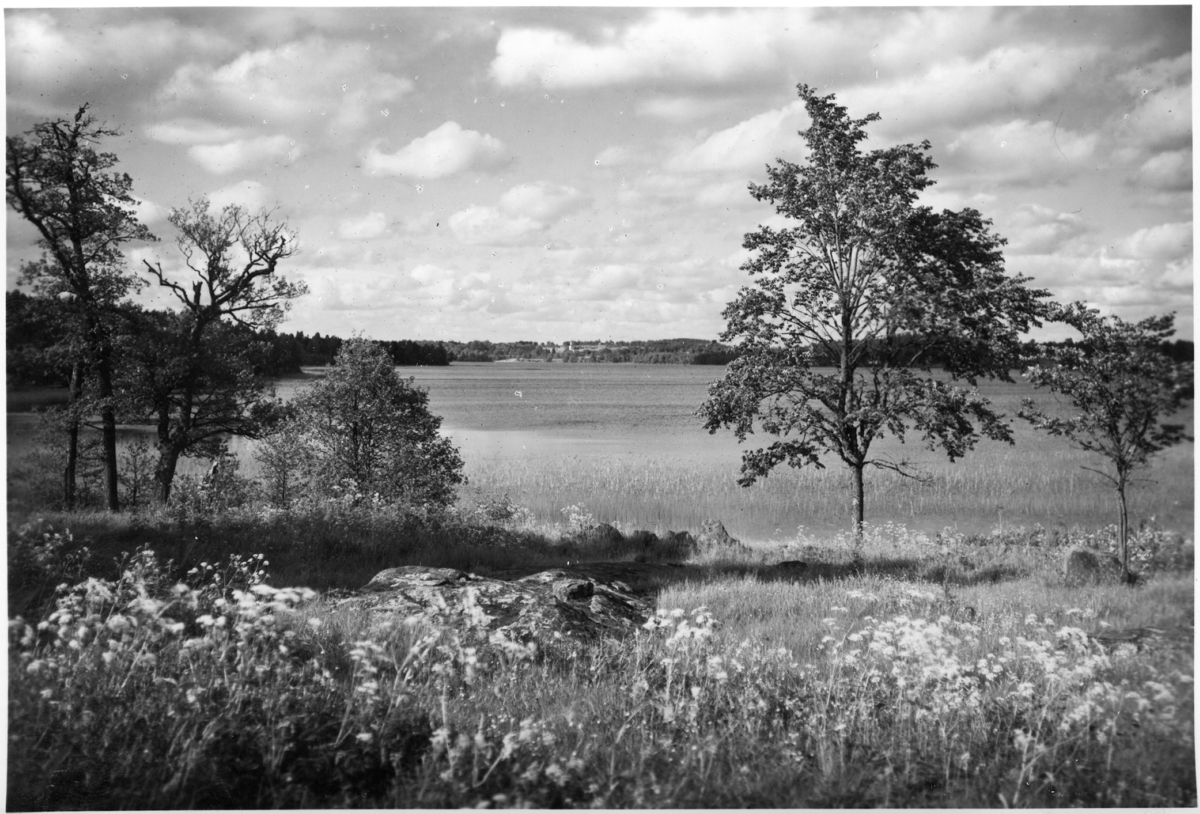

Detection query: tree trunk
(62, 361), (84, 509)
(155, 443), (183, 505)
(1117, 476), (1130, 581)
(95, 349), (121, 512)
(852, 462), (865, 541)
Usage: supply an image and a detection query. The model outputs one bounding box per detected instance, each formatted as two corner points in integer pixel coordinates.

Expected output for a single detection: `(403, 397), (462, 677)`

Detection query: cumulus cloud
(338, 211), (389, 241)
(842, 43), (1105, 139)
(593, 145), (644, 168)
(491, 10), (785, 88)
(158, 35), (413, 133)
(363, 122), (508, 179)
(941, 120), (1098, 186)
(188, 135), (303, 175)
(499, 182), (586, 221)
(7, 11), (227, 95)
(145, 119), (248, 145)
(665, 100), (808, 173)
(637, 96), (737, 121)
(1004, 204), (1089, 255)
(1135, 150), (1192, 191)
(206, 180), (273, 212)
(448, 205), (541, 245)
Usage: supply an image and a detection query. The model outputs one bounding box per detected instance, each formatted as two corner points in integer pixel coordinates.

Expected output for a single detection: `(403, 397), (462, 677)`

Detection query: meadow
(6, 362), (1195, 808)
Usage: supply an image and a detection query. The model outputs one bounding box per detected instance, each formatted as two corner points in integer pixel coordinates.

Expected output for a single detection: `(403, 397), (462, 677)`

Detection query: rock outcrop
(1063, 547), (1126, 585)
(343, 565), (653, 643)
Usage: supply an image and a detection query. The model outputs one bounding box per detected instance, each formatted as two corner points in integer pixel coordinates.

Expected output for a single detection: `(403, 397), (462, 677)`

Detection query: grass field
(6, 510), (1194, 808)
(6, 370), (1195, 808)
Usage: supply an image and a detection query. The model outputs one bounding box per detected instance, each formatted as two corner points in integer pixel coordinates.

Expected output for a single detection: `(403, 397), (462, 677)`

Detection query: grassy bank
(7, 505), (1195, 808)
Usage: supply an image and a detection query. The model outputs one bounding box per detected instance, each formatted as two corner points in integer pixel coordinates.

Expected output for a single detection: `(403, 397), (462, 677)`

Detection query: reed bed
(462, 440), (1193, 541)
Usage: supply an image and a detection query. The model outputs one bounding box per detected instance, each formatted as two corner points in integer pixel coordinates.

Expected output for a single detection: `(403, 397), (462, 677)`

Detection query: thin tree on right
(1019, 305), (1193, 581)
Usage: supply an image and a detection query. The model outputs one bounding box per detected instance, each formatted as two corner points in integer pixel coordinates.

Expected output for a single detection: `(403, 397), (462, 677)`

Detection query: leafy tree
(136, 198), (306, 502)
(7, 104), (156, 509)
(699, 85), (1051, 537)
(291, 338), (464, 508)
(1019, 306), (1193, 579)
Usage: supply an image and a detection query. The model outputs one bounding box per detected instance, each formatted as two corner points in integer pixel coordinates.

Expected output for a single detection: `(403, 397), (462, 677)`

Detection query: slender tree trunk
(852, 462), (866, 541)
(62, 361), (84, 509)
(1117, 475), (1130, 581)
(95, 348), (121, 512)
(155, 443), (183, 505)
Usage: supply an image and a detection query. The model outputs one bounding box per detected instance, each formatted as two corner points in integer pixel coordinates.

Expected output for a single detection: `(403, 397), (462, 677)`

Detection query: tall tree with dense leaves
(699, 85), (1051, 538)
(7, 105), (156, 510)
(291, 338), (464, 508)
(137, 198), (306, 502)
(1019, 306), (1193, 580)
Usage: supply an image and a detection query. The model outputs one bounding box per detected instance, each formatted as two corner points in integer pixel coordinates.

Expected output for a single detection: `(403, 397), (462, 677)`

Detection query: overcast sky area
(5, 6), (1193, 342)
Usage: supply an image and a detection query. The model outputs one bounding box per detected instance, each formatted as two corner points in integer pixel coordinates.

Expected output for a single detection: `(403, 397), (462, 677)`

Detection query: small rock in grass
(696, 519), (748, 554)
(1062, 546), (1126, 585)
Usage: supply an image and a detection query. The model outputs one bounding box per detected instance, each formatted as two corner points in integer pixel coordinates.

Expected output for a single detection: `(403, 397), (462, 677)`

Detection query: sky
(5, 6), (1194, 342)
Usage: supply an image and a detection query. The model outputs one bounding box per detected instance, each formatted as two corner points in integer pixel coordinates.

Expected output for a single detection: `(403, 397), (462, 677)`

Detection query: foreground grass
(7, 509), (1195, 809)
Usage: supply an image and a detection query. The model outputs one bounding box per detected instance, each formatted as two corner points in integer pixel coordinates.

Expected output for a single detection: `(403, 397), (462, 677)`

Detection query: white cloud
(1136, 150), (1192, 191)
(363, 122), (507, 179)
(665, 100), (808, 173)
(1004, 204), (1089, 256)
(158, 35), (413, 132)
(1120, 221), (1192, 264)
(145, 119), (248, 145)
(492, 11), (782, 88)
(447, 205), (541, 245)
(942, 120), (1099, 186)
(841, 43), (1105, 140)
(593, 145), (644, 168)
(338, 212), (389, 241)
(206, 180), (272, 212)
(7, 12), (227, 91)
(188, 135), (303, 175)
(637, 96), (737, 121)
(499, 182), (586, 221)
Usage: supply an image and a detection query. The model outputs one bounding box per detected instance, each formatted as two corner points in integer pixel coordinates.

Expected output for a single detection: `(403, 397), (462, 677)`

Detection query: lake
(7, 362), (1194, 541)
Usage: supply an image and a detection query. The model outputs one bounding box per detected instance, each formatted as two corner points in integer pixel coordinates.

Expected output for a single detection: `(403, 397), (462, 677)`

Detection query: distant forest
(8, 290), (1191, 390)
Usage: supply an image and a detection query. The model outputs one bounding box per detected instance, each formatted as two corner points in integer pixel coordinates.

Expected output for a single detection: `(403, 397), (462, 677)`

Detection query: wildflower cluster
(9, 518), (92, 595)
(559, 503), (596, 534)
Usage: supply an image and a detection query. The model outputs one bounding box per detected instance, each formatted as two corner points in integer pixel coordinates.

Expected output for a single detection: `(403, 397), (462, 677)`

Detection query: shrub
(288, 339), (464, 509)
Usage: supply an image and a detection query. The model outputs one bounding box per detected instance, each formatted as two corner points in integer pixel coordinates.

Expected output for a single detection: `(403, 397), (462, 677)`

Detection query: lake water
(8, 362), (1194, 541)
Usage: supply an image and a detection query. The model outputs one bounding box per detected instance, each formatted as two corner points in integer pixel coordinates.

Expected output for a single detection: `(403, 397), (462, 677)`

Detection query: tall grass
(462, 438), (1194, 541)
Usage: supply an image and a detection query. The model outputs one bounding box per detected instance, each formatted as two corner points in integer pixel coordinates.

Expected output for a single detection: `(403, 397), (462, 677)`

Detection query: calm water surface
(369, 362), (741, 463)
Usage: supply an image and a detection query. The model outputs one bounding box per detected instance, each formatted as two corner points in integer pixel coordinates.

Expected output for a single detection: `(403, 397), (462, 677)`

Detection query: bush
(287, 339), (464, 509)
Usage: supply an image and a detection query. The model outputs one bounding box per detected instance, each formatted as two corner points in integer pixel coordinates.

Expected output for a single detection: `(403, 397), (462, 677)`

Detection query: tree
(7, 104), (156, 510)
(291, 338), (464, 508)
(1019, 306), (1193, 580)
(699, 85), (1051, 537)
(137, 198), (306, 502)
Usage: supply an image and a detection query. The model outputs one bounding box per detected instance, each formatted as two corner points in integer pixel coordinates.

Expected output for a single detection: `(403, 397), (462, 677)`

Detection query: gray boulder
(580, 523), (624, 545)
(345, 565), (653, 644)
(696, 519), (748, 554)
(1063, 547), (1125, 585)
(626, 529), (658, 546)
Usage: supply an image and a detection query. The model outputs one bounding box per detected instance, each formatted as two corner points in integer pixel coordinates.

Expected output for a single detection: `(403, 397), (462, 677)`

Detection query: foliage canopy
(699, 84), (1050, 533)
(1019, 305), (1194, 577)
(290, 338), (465, 508)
